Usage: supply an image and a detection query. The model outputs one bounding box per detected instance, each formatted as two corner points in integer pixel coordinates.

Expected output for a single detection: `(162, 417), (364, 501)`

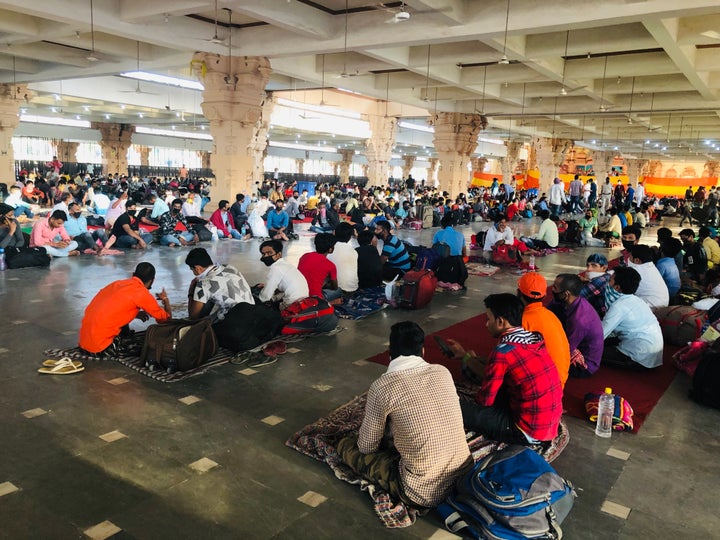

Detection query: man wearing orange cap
(517, 272), (571, 387)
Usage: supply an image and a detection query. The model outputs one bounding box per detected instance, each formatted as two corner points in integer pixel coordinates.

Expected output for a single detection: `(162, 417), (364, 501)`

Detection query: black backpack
(5, 246), (51, 269)
(689, 349), (720, 410)
(212, 302), (284, 352)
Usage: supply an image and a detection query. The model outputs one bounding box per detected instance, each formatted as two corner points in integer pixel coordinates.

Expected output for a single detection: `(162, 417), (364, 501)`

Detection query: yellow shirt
(306, 196), (319, 210)
(703, 236), (720, 266)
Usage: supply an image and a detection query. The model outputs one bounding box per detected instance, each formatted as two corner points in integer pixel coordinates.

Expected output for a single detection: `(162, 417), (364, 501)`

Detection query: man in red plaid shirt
(449, 293), (563, 444)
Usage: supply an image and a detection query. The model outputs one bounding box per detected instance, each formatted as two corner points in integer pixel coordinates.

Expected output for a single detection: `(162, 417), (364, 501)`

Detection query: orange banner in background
(642, 176), (719, 197)
(471, 171), (540, 191)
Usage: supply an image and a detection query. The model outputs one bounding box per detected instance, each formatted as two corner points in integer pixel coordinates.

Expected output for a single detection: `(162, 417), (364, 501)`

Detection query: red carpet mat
(365, 313), (678, 433)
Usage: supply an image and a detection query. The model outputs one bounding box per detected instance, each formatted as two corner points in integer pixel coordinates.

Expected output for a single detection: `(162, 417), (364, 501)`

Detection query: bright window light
(271, 104), (370, 139)
(269, 140), (337, 153)
(119, 71), (203, 91)
(21, 114), (90, 128)
(479, 137), (505, 145)
(135, 126), (212, 140)
(398, 121), (434, 133)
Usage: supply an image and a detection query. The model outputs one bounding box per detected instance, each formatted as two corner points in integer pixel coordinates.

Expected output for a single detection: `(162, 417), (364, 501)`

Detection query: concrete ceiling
(2, 0), (720, 161)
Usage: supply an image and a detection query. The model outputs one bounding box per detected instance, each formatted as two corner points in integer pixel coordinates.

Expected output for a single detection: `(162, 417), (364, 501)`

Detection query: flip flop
(38, 357), (85, 375)
(42, 357), (83, 369)
(263, 341), (288, 357)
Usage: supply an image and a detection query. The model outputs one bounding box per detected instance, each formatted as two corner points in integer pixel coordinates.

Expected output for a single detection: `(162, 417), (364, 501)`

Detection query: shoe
(263, 341), (287, 356)
(247, 353), (278, 368)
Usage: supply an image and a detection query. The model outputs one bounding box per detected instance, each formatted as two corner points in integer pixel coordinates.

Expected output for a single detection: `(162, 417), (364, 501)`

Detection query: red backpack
(280, 297), (339, 335)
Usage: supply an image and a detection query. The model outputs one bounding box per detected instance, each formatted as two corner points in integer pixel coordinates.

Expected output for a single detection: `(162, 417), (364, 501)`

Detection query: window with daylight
(76, 142), (102, 164)
(11, 137), (55, 160)
(304, 159), (334, 176)
(263, 155), (297, 174)
(149, 147), (202, 168)
(127, 145), (142, 166)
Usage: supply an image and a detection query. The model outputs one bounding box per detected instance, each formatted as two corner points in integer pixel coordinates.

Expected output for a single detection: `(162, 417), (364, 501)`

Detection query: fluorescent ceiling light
(398, 121), (434, 133)
(269, 140), (337, 153)
(479, 137), (505, 145)
(20, 114), (90, 128)
(135, 126), (212, 140)
(119, 71), (204, 91)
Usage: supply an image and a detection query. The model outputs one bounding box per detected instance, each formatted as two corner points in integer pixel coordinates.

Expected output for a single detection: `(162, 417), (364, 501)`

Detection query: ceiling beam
(403, 0), (466, 26)
(234, 0), (334, 40)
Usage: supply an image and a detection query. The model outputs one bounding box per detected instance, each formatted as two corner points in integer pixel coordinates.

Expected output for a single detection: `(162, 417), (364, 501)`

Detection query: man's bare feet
(68, 250), (80, 257)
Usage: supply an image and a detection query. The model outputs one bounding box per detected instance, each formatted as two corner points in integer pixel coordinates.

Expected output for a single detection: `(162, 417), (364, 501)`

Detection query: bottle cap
(605, 387), (612, 394)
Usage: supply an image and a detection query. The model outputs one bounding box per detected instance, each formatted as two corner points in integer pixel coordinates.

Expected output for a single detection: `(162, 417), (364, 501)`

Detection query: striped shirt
(381, 234), (411, 270)
(358, 357), (472, 507)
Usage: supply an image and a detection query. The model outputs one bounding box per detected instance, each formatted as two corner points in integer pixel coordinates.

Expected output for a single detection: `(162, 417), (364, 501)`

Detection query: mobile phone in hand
(433, 335), (455, 358)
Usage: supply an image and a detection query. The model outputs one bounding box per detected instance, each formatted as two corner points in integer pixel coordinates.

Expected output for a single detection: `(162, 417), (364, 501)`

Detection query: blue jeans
(218, 228), (242, 239)
(161, 232), (194, 246)
(116, 233), (153, 248)
(73, 230), (106, 251)
(14, 206), (33, 218)
(323, 288), (343, 301)
(43, 240), (79, 257)
(309, 225), (333, 234)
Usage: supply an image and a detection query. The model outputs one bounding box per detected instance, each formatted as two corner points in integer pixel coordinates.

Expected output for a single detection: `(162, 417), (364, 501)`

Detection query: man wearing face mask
(627, 245), (669, 308)
(374, 220), (411, 280)
(578, 209), (605, 247)
(482, 214), (515, 263)
(310, 201), (335, 233)
(256, 239), (309, 308)
(549, 274), (604, 377)
(65, 202), (108, 254)
(608, 225), (641, 269)
(267, 200), (291, 241)
(679, 228), (708, 282)
(157, 198), (199, 247)
(110, 201), (153, 249)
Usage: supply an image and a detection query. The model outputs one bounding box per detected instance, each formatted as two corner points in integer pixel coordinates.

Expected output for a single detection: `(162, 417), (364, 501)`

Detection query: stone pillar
(432, 113), (485, 197)
(295, 159), (305, 175)
(625, 159), (648, 185)
(201, 151), (212, 170)
(362, 164), (369, 178)
(530, 136), (572, 194)
(426, 158), (439, 186)
(593, 150), (615, 182)
(93, 122), (134, 176)
(470, 157), (488, 173)
(249, 96), (275, 184)
(502, 141), (522, 185)
(339, 149), (353, 184)
(55, 140), (79, 164)
(138, 145), (150, 167)
(192, 53), (271, 204)
(363, 114), (397, 187)
(0, 84), (30, 181)
(402, 155), (416, 179)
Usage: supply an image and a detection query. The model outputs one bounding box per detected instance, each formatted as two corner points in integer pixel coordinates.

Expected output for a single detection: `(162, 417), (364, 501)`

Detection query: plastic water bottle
(595, 387), (614, 438)
(0, 248), (6, 271)
(528, 255), (536, 271)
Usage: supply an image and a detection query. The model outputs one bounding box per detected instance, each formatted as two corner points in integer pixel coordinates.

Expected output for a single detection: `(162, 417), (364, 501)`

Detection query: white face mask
(586, 271), (605, 280)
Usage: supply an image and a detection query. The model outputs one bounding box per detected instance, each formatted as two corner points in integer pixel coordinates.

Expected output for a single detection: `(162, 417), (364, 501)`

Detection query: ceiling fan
(120, 42), (159, 95)
(558, 32), (588, 96)
(86, 0), (109, 62)
(498, 0), (511, 64)
(204, 0), (226, 44)
(378, 1), (451, 24)
(597, 55), (617, 111)
(335, 1), (362, 78)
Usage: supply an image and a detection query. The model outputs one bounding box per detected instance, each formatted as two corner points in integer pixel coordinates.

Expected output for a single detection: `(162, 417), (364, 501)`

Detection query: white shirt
(328, 241), (359, 292)
(259, 258), (309, 307)
(5, 191), (29, 208)
(105, 198), (126, 225)
(52, 202), (69, 219)
(256, 198), (272, 216)
(549, 183), (566, 205)
(483, 224), (514, 251)
(602, 294), (664, 368)
(182, 200), (201, 218)
(634, 184), (645, 205)
(628, 260), (669, 308)
(92, 193), (110, 212)
(386, 354), (427, 373)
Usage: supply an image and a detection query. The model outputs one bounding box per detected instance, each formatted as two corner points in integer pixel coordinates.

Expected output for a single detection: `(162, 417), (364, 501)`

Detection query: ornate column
(138, 145), (150, 167)
(192, 53), (271, 204)
(55, 140), (79, 164)
(432, 112), (485, 197)
(0, 84), (30, 181)
(339, 149), (354, 184)
(530, 136), (572, 194)
(470, 157), (488, 173)
(249, 95), (275, 184)
(363, 114), (397, 187)
(592, 150), (616, 181)
(362, 164), (369, 178)
(625, 158), (648, 185)
(295, 159), (305, 175)
(502, 140), (523, 184)
(402, 155), (416, 179)
(703, 160), (719, 178)
(92, 122), (134, 176)
(201, 151), (212, 169)
(426, 158), (439, 186)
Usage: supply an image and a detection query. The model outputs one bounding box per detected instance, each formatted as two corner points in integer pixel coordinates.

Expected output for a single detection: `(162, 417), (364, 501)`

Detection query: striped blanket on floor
(44, 326), (346, 383)
(285, 382), (570, 528)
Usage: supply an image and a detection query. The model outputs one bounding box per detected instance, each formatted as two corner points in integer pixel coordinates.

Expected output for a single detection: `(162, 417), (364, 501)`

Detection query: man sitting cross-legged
(447, 294), (563, 446)
(256, 239), (309, 309)
(337, 321), (473, 508)
(79, 262), (172, 357)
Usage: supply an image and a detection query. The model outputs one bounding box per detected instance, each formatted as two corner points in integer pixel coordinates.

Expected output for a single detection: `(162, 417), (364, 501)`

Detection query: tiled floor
(1, 217), (719, 539)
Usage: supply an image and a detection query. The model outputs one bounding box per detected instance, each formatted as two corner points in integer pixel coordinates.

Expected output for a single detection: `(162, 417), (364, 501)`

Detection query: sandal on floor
(263, 341), (288, 356)
(42, 357), (83, 369)
(38, 357), (85, 375)
(230, 351), (252, 365)
(247, 352), (278, 368)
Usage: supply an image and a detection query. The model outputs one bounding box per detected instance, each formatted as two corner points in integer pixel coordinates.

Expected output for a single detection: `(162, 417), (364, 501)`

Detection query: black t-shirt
(356, 245), (383, 289)
(111, 213), (138, 237)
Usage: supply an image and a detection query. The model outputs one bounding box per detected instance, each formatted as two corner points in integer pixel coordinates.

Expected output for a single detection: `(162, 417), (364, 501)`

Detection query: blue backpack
(437, 445), (575, 539)
(416, 247), (443, 272)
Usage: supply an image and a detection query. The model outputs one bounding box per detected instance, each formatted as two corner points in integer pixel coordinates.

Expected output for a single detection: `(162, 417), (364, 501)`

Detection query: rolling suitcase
(398, 269), (438, 309)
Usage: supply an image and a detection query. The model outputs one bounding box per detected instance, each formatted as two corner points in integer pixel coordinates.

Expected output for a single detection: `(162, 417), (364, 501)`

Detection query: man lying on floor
(337, 321), (473, 509)
(446, 294), (563, 447)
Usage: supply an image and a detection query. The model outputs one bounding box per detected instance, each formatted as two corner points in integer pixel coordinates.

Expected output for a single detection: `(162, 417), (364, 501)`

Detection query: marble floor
(1, 216), (718, 540)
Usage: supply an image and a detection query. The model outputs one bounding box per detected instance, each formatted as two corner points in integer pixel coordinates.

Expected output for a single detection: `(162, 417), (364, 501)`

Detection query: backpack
(492, 244), (518, 265)
(432, 241), (451, 259)
(140, 319), (218, 373)
(212, 302), (284, 352)
(438, 446), (575, 540)
(422, 205), (434, 228)
(654, 305), (707, 346)
(689, 347), (720, 410)
(416, 247), (442, 272)
(4, 246), (51, 269)
(280, 296), (338, 335)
